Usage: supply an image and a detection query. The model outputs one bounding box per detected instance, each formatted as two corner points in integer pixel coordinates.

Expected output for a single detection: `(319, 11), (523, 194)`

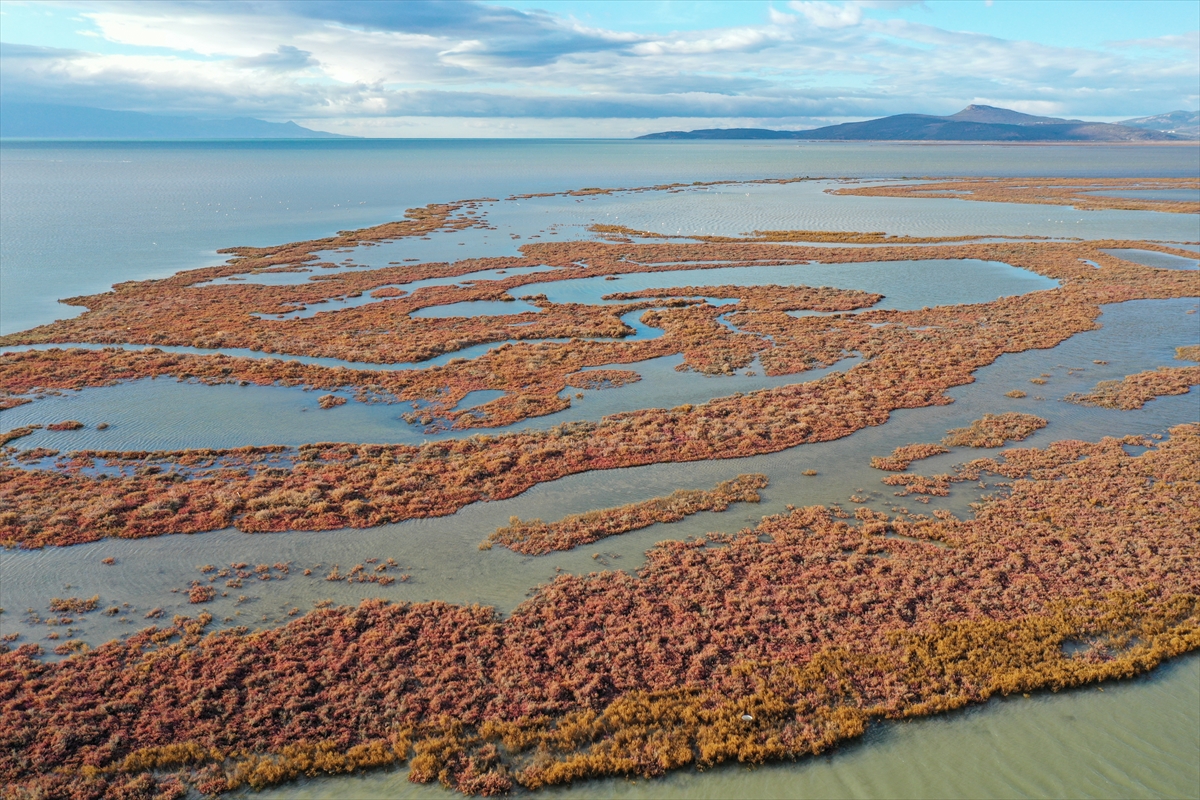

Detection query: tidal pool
(1102, 248), (1199, 270)
(1085, 187), (1200, 202)
(534, 258), (1056, 310)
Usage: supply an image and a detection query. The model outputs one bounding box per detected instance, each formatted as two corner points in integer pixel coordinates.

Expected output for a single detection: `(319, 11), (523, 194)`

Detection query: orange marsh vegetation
(1, 237), (1197, 547)
(830, 177), (1200, 214)
(869, 443), (949, 472)
(481, 474), (768, 555)
(1063, 366), (1200, 410)
(941, 413), (1048, 448)
(2, 425), (1197, 797)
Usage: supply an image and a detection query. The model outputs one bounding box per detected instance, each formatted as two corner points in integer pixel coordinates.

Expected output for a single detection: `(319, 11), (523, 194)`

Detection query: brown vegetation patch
(564, 370), (642, 391)
(1, 425), (41, 447)
(869, 444), (949, 472)
(831, 177), (1200, 214)
(48, 595), (99, 614)
(942, 413), (1048, 448)
(1174, 344), (1199, 362)
(0, 395), (32, 411)
(483, 474), (768, 555)
(881, 473), (952, 498)
(188, 584), (216, 604)
(1063, 366), (1200, 410)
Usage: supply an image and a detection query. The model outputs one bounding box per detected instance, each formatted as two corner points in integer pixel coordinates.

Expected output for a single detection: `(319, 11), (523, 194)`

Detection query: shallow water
(515, 180), (1200, 245)
(1102, 248), (1199, 270)
(0, 353), (860, 452)
(536, 258), (1056, 309)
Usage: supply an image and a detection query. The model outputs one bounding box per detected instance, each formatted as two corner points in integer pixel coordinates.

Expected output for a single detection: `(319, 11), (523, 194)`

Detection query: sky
(0, 0), (1196, 137)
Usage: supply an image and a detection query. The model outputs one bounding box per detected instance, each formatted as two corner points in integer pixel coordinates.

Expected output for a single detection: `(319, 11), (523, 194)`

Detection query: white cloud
(1111, 31), (1200, 51)
(0, 0), (1195, 132)
(789, 2), (863, 29)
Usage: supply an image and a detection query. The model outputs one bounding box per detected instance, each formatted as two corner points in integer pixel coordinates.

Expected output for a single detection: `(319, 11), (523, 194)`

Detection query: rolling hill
(0, 103), (351, 139)
(638, 105), (1185, 142)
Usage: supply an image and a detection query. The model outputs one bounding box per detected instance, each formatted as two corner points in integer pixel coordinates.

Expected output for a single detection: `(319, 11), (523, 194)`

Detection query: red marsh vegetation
(1, 236), (1197, 547)
(481, 474), (768, 555)
(2, 425), (1197, 797)
(563, 369), (641, 390)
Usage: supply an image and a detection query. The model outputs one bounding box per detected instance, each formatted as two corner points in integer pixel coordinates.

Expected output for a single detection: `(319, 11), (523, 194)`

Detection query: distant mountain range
(1119, 111), (1200, 139)
(0, 103), (352, 139)
(638, 105), (1196, 142)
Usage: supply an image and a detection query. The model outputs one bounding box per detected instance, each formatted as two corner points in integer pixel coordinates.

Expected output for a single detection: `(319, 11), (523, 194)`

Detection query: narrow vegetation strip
(869, 443), (949, 472)
(1063, 365), (1200, 410)
(481, 474), (768, 555)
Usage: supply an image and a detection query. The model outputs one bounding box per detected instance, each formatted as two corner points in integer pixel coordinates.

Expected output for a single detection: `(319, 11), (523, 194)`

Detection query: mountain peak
(1119, 110), (1200, 138)
(948, 104), (1077, 126)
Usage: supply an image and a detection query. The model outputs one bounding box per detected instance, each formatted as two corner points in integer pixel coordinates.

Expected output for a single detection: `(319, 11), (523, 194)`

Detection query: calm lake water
(3, 140), (1197, 335)
(1, 140), (1197, 799)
